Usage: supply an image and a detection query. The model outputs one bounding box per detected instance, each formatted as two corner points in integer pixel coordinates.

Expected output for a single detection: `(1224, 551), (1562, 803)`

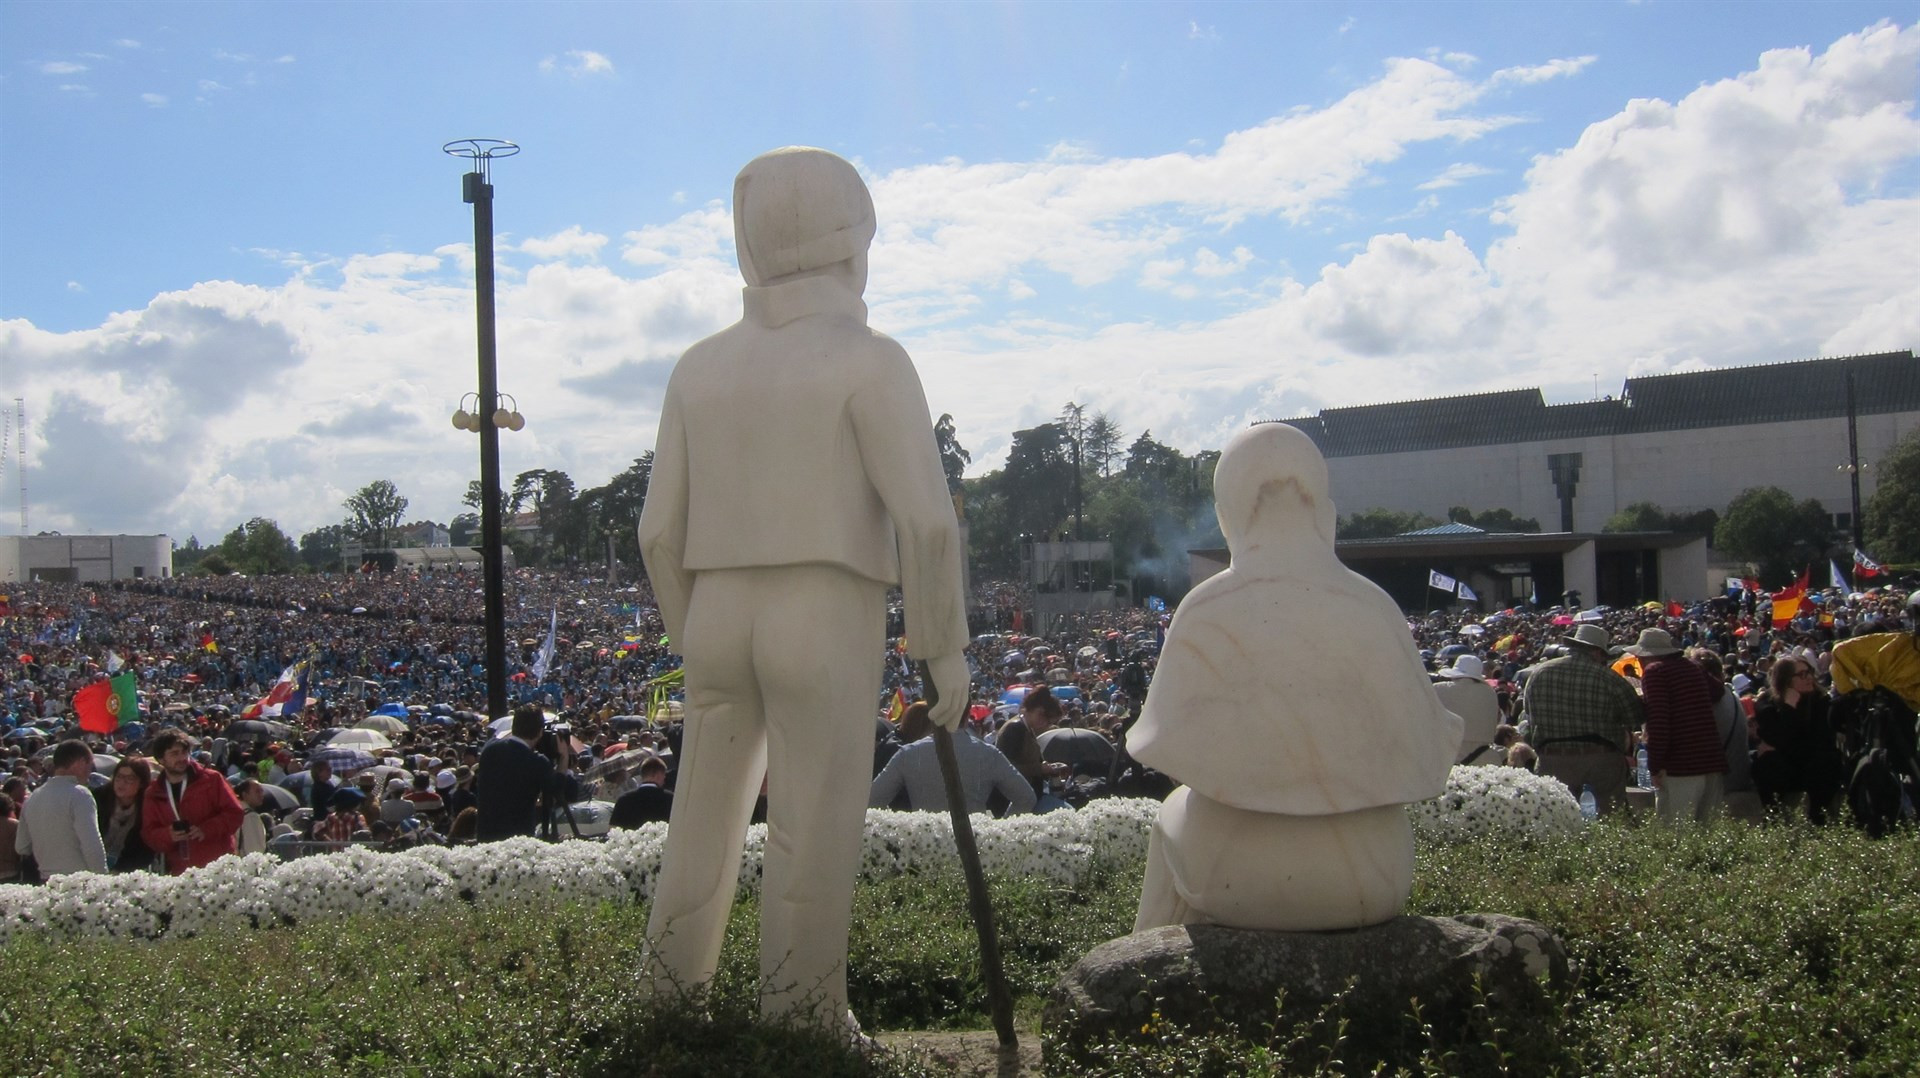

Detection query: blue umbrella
(310, 746), (378, 774)
(1050, 685), (1082, 701)
(1000, 686), (1036, 706)
(373, 702), (409, 719)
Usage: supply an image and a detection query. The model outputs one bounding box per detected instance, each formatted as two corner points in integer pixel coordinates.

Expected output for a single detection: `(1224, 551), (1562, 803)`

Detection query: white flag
(1456, 581), (1478, 601)
(105, 650), (124, 673)
(531, 606), (557, 682)
(1830, 559), (1847, 590)
(1428, 569), (1457, 592)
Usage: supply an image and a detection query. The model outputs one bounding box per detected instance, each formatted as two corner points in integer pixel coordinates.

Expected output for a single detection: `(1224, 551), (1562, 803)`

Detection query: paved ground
(874, 1030), (1042, 1077)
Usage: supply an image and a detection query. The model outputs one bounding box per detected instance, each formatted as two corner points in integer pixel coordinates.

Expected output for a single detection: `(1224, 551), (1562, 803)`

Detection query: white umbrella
(1459, 624), (1487, 636)
(328, 728), (393, 750)
(355, 714), (409, 735)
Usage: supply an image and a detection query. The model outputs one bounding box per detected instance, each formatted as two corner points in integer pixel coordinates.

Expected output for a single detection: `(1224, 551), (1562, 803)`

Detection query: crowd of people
(0, 565), (1915, 882)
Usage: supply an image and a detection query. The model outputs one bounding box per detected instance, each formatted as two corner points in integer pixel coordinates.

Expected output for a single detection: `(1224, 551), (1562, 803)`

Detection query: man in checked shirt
(1523, 624), (1644, 816)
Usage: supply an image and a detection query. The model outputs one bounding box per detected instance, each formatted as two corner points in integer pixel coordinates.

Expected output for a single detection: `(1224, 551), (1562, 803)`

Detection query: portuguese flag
(75, 672), (139, 734)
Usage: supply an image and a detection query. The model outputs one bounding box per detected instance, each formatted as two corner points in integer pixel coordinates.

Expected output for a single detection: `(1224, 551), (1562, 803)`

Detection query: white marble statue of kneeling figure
(1127, 422), (1461, 933)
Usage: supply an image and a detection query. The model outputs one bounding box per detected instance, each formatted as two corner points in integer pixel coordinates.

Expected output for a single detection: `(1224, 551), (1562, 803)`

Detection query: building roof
(1401, 522), (1487, 536)
(1281, 350), (1917, 458)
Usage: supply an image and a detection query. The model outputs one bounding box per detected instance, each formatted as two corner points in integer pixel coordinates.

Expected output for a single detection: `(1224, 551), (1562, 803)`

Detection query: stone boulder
(1046, 914), (1570, 1073)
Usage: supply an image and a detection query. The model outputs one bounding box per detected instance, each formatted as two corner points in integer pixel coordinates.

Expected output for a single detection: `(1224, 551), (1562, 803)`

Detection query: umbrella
(419, 711), (456, 726)
(1000, 650), (1026, 667)
(329, 729), (393, 750)
(1550, 615), (1575, 626)
(257, 784), (300, 812)
(355, 714), (409, 735)
(309, 746), (377, 774)
(372, 702), (410, 718)
(1458, 624), (1487, 636)
(1049, 685), (1081, 700)
(1438, 644), (1472, 660)
(488, 715), (515, 736)
(1000, 685), (1036, 706)
(225, 719), (273, 741)
(92, 753), (121, 775)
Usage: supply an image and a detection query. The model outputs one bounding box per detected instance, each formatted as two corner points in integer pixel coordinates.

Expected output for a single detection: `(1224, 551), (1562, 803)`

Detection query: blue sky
(2, 2), (1916, 544)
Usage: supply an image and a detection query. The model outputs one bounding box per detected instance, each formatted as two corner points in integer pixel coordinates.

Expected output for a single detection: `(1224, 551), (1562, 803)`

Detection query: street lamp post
(445, 138), (520, 721)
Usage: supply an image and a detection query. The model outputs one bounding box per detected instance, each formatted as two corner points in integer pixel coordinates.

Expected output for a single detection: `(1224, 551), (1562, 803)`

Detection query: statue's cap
(733, 147), (875, 286)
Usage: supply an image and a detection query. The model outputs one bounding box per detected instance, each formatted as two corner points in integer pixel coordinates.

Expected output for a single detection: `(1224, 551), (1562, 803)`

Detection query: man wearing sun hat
(1630, 627), (1726, 822)
(1432, 654), (1502, 765)
(1523, 623), (1644, 815)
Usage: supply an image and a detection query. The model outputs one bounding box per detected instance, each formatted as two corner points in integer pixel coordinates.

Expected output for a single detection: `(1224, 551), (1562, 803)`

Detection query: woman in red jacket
(140, 729), (246, 874)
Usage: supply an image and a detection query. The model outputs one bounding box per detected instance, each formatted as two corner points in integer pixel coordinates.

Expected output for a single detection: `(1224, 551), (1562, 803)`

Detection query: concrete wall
(1322, 411), (1918, 530)
(0, 535), (173, 582)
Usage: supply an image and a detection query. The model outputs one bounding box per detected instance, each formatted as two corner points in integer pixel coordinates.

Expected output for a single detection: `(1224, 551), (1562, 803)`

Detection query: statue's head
(1213, 421), (1337, 561)
(733, 147), (875, 290)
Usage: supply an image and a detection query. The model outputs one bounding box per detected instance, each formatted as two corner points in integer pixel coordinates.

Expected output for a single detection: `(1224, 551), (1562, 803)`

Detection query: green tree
(172, 535), (209, 573)
(298, 523), (352, 570)
(1442, 507), (1541, 532)
(1084, 412), (1122, 478)
(574, 455), (653, 571)
(1000, 422), (1074, 540)
(218, 517), (297, 575)
(448, 513), (480, 547)
(1865, 429), (1920, 563)
(510, 469), (576, 562)
(463, 480), (512, 523)
(343, 479), (408, 549)
(934, 413), (970, 493)
(1336, 508), (1441, 540)
(1714, 486), (1833, 586)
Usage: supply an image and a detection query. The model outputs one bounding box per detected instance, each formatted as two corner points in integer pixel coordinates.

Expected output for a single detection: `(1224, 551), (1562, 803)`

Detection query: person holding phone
(139, 729), (246, 874)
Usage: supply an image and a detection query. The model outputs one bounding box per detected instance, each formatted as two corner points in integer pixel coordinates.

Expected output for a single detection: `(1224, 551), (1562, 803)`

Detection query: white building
(0, 534), (173, 583)
(1281, 351), (1917, 537)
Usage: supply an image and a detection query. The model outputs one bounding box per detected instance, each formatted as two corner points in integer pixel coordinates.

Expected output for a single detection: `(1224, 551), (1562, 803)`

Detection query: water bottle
(1637, 746), (1651, 789)
(1579, 784), (1599, 820)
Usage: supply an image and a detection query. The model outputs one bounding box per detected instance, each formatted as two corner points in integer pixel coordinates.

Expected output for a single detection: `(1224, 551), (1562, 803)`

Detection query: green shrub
(2, 819), (1915, 1076)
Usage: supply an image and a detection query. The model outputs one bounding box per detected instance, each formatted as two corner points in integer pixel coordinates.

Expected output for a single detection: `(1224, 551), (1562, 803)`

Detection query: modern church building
(1191, 351), (1918, 609)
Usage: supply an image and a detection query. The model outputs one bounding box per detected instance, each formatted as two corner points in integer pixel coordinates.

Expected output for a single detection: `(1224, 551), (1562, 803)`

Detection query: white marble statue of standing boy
(637, 146), (969, 1032)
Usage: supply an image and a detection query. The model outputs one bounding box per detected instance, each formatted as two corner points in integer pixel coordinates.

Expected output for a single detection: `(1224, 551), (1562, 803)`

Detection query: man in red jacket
(141, 729), (246, 873)
(1629, 628), (1727, 823)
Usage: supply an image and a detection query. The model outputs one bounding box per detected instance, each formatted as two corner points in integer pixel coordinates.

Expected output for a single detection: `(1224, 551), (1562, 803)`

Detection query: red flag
(74, 673), (139, 734)
(1667, 600), (1685, 617)
(1854, 548), (1884, 579)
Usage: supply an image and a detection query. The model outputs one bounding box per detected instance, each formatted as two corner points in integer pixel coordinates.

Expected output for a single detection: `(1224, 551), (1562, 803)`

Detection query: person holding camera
(140, 729), (246, 874)
(474, 705), (580, 842)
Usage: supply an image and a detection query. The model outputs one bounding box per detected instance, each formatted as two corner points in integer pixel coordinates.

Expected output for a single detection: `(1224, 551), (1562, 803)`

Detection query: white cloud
(1491, 56), (1595, 84)
(115, 39), (141, 49)
(1416, 162), (1497, 190)
(199, 79), (230, 93)
(540, 50), (615, 77)
(520, 226), (609, 261)
(214, 49), (254, 62)
(58, 84), (90, 94)
(1191, 246), (1254, 277)
(39, 61), (86, 75)
(66, 281), (84, 292)
(141, 93), (167, 107)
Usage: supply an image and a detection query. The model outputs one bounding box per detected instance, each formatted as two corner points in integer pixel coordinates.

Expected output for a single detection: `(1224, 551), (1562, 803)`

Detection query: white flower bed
(0, 777), (1569, 945)
(1406, 765), (1586, 841)
(0, 800), (1159, 944)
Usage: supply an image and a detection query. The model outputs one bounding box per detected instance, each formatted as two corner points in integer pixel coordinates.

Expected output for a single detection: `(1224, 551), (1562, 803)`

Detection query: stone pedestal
(1046, 915), (1570, 1071)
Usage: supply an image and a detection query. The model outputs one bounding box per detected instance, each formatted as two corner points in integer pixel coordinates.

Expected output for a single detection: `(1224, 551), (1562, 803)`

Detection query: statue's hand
(924, 654), (969, 731)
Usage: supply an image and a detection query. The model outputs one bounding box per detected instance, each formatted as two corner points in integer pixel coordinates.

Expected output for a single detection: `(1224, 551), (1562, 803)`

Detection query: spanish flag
(885, 686), (908, 725)
(1769, 567), (1811, 630)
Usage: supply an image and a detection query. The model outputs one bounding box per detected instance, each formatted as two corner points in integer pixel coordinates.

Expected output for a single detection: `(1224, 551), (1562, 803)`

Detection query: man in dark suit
(475, 706), (578, 842)
(609, 755), (673, 829)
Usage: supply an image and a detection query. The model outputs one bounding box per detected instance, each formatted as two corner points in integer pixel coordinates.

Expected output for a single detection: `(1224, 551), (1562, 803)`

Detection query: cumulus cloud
(1492, 56), (1597, 85)
(140, 93), (167, 107)
(39, 61), (87, 75)
(540, 50), (615, 77)
(520, 226), (608, 261)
